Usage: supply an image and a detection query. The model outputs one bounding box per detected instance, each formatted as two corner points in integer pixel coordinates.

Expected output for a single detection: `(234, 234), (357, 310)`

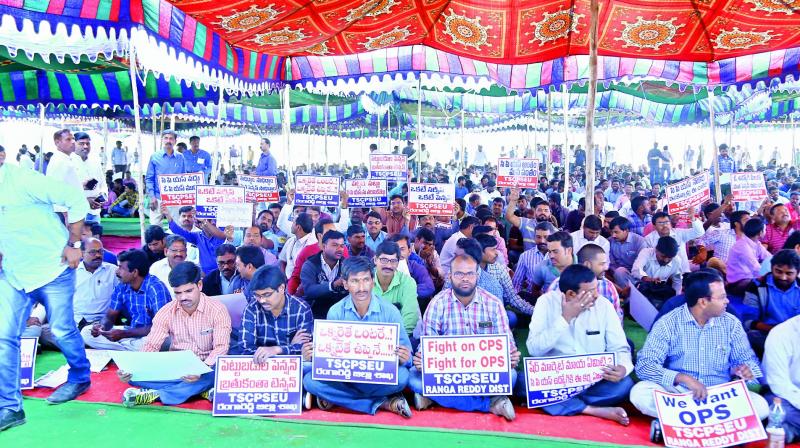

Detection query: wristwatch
(67, 241), (81, 249)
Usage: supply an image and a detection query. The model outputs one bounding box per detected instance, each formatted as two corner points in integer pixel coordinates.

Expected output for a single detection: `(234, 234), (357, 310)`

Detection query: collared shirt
(762, 221), (800, 254)
(636, 305), (762, 389)
(763, 315), (800, 409)
(111, 147), (128, 165)
(74, 261), (118, 323)
(46, 150), (83, 213)
(149, 258), (176, 298)
(643, 220), (705, 273)
(545, 277), (623, 322)
(604, 188), (624, 205)
(220, 272), (243, 295)
(255, 151), (277, 177)
(701, 227), (738, 263)
(145, 150), (186, 198)
(168, 221), (225, 275)
(279, 232), (318, 277)
(570, 230), (610, 254)
(631, 248), (682, 293)
(373, 271), (421, 335)
(327, 293), (412, 358)
(182, 148), (212, 182)
(744, 275), (800, 327)
(726, 237), (771, 284)
(143, 293), (231, 366)
(240, 293), (313, 356)
(422, 287), (516, 352)
(527, 290), (633, 375)
(78, 156), (106, 218)
(609, 232), (645, 271)
(109, 275), (172, 328)
(365, 231), (387, 253)
(627, 212), (651, 236)
(513, 248), (548, 294)
(531, 256), (576, 289)
(439, 230), (466, 276)
(487, 262), (534, 315)
(0, 163), (89, 291)
(516, 217), (541, 252)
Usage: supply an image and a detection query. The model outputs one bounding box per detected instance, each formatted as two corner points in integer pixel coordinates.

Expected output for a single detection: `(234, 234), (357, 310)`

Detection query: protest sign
(195, 185), (246, 219)
(294, 175), (340, 207)
(216, 203), (254, 228)
(312, 320), (399, 385)
(213, 356), (303, 416)
(731, 172), (767, 203)
(420, 334), (513, 396)
(523, 353), (615, 408)
(654, 380), (767, 448)
(666, 171), (711, 214)
(20, 337), (37, 390)
(157, 172), (204, 206)
(496, 158), (540, 188)
(407, 183), (456, 216)
(238, 175), (280, 203)
(345, 179), (388, 207)
(369, 154), (408, 181)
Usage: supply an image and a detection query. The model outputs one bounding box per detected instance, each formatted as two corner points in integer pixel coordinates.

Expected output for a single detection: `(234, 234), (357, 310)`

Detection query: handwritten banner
(295, 175), (340, 207)
(345, 179), (388, 208)
(312, 320), (399, 385)
(666, 171), (711, 214)
(497, 158), (540, 188)
(238, 175), (279, 203)
(731, 172), (767, 203)
(655, 380), (766, 448)
(407, 183), (456, 216)
(212, 355), (303, 416)
(216, 203), (254, 228)
(369, 154), (408, 181)
(20, 337), (37, 390)
(158, 172), (204, 206)
(195, 185), (246, 219)
(523, 353), (615, 408)
(421, 334), (513, 396)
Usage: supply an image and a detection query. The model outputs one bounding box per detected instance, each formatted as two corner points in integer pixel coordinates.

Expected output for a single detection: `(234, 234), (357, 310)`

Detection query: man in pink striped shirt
(762, 204), (800, 254)
(117, 262), (231, 407)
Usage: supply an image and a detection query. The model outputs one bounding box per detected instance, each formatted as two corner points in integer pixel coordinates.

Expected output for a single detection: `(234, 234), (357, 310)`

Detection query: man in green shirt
(373, 240), (421, 340)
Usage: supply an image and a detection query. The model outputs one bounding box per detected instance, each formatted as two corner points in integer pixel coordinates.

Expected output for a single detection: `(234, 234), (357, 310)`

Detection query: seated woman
(726, 218), (770, 296)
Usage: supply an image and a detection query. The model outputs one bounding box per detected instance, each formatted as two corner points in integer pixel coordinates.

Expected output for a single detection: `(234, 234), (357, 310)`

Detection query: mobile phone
(85, 179), (99, 190)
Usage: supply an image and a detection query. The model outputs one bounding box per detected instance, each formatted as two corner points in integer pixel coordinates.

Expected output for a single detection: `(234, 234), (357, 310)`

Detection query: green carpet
(101, 218), (148, 237)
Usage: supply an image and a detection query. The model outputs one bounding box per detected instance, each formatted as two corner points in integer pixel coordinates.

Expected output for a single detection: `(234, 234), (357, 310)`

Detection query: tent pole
(584, 0), (599, 216)
(213, 88), (225, 180)
(792, 113), (797, 166)
(533, 108), (538, 158)
(562, 83), (570, 208)
(386, 107), (391, 153)
(546, 93), (552, 179)
(159, 105), (166, 134)
(709, 89), (722, 203)
(416, 78), (422, 181)
(338, 128), (343, 161)
(282, 82), (292, 186)
(460, 109), (465, 175)
(128, 41), (146, 245)
(102, 118), (109, 173)
(324, 94), (329, 165)
(170, 111), (175, 131)
(38, 104), (46, 173)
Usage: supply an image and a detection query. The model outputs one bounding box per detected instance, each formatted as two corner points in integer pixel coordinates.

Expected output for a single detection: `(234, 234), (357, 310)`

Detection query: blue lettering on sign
(295, 193), (340, 207)
(348, 196), (389, 208)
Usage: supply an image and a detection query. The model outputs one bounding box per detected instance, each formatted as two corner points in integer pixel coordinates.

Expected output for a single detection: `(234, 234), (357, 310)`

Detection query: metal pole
(213, 88), (225, 179)
(338, 128), (343, 161)
(547, 93), (552, 179)
(102, 118), (109, 173)
(416, 78), (422, 180)
(282, 82), (293, 186)
(709, 89), (722, 203)
(38, 104), (46, 173)
(562, 83), (570, 207)
(584, 0), (599, 216)
(460, 109), (465, 174)
(324, 94), (329, 164)
(792, 113), (797, 166)
(128, 41), (147, 244)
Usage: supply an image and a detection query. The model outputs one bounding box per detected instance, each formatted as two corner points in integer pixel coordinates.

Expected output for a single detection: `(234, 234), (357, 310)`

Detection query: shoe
(122, 388), (159, 408)
(0, 409), (26, 432)
(46, 381), (91, 405)
(650, 419), (663, 443)
(414, 393), (433, 411)
(304, 392), (314, 410)
(200, 388), (215, 402)
(316, 396), (334, 411)
(489, 396), (516, 421)
(381, 394), (412, 419)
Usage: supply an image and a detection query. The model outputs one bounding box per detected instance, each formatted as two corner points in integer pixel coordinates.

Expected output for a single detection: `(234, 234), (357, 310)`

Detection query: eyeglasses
(252, 290), (277, 301)
(366, 220), (382, 226)
(377, 257), (399, 265)
(452, 271), (478, 280)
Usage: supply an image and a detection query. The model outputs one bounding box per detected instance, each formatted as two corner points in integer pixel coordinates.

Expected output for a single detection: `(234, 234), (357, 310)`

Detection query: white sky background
(1, 120), (796, 174)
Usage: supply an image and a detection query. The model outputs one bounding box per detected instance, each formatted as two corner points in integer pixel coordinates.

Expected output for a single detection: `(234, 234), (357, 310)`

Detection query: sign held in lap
(312, 320), (400, 385)
(158, 172), (204, 206)
(523, 352), (615, 408)
(421, 334), (512, 396)
(213, 355), (303, 416)
(407, 183), (455, 216)
(295, 175), (340, 207)
(666, 171), (710, 214)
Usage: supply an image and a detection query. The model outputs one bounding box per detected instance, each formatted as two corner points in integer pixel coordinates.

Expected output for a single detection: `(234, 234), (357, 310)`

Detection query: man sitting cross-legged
(117, 262), (231, 407)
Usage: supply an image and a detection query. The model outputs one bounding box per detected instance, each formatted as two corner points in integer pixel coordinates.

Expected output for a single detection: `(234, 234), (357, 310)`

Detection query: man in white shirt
(644, 208), (704, 273)
(527, 264), (633, 425)
(479, 181), (501, 205)
(74, 132), (106, 224)
(47, 129), (99, 220)
(278, 212), (317, 278)
(763, 314), (800, 443)
(150, 235), (189, 298)
(632, 236), (683, 307)
(570, 215), (610, 254)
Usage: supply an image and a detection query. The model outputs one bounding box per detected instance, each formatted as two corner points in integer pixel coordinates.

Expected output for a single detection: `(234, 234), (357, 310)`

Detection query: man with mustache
(150, 235), (193, 299)
(201, 244), (243, 297)
(145, 130), (186, 225)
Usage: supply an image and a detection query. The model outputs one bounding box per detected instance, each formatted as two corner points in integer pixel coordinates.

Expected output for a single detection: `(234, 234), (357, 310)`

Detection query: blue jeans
(303, 367), (409, 415)
(130, 371), (215, 405)
(408, 367), (518, 412)
(0, 269), (91, 412)
(539, 377), (633, 416)
(111, 204), (134, 217)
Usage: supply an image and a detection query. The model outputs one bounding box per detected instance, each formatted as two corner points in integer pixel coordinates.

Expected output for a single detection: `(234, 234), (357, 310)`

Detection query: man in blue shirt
(455, 176), (469, 200)
(111, 140), (128, 174)
(255, 138), (277, 177)
(0, 151), (93, 430)
(145, 130), (186, 225)
(163, 206), (226, 275)
(183, 136), (212, 183)
(302, 256), (413, 418)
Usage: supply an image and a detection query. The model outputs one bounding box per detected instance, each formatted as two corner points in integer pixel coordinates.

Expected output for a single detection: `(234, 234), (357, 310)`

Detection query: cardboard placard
(730, 172), (767, 203)
(369, 154), (408, 181)
(407, 183), (455, 216)
(158, 172), (204, 206)
(496, 158), (540, 188)
(195, 185), (246, 219)
(345, 179), (388, 208)
(523, 353), (615, 408)
(666, 172), (711, 214)
(312, 320), (399, 385)
(420, 334), (513, 396)
(20, 337), (37, 390)
(238, 175), (280, 203)
(295, 175), (340, 207)
(213, 355), (303, 416)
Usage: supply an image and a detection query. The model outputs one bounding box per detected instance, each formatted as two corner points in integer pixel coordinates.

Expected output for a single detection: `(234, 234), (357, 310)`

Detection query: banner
(216, 203), (255, 228)
(312, 320), (399, 385)
(20, 337), (37, 390)
(654, 380), (767, 448)
(195, 185), (246, 219)
(345, 179), (388, 208)
(731, 172), (767, 203)
(369, 154), (408, 181)
(420, 334), (513, 396)
(523, 353), (615, 408)
(666, 171), (711, 214)
(295, 175), (340, 207)
(496, 158), (540, 188)
(407, 183), (456, 216)
(238, 175), (280, 203)
(158, 172), (204, 206)
(213, 355), (303, 416)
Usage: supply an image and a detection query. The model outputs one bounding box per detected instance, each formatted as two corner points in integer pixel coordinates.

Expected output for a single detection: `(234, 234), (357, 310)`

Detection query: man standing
(111, 140), (128, 174)
(145, 130), (186, 225)
(255, 138), (277, 177)
(183, 136), (212, 183)
(647, 142), (662, 185)
(74, 132), (105, 224)
(0, 154), (92, 431)
(47, 129), (99, 220)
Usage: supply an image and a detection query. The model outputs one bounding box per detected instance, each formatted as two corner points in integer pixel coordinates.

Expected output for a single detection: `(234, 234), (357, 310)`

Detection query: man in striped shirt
(117, 262), (231, 407)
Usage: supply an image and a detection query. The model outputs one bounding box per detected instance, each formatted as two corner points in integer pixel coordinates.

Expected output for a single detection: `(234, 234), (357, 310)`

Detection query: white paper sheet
(629, 282), (659, 331)
(35, 365), (69, 388)
(111, 350), (211, 382)
(85, 349), (112, 373)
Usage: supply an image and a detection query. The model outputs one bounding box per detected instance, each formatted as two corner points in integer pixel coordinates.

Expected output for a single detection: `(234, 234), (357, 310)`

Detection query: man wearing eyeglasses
(372, 240), (421, 340)
(201, 244), (242, 297)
